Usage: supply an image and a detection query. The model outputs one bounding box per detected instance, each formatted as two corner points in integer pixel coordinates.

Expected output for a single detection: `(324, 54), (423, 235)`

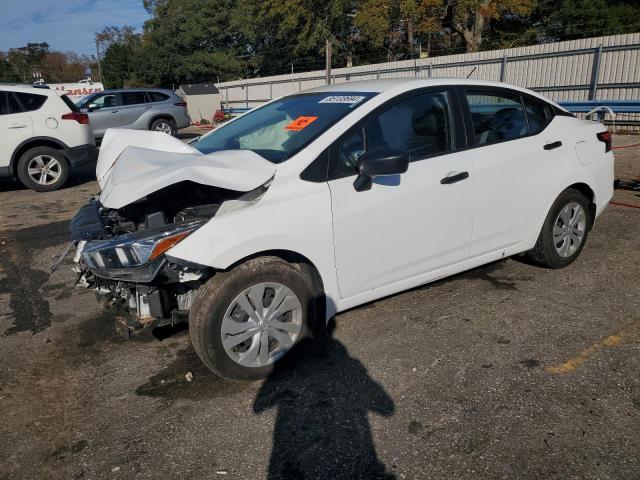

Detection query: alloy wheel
(154, 121), (173, 134)
(27, 155), (62, 186)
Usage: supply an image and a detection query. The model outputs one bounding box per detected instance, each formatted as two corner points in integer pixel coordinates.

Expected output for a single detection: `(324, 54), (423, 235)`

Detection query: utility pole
(325, 39), (332, 85)
(95, 40), (104, 83)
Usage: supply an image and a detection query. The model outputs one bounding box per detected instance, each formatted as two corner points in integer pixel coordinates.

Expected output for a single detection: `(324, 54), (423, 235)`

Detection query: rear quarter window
(15, 92), (47, 112)
(148, 92), (170, 102)
(524, 98), (552, 135)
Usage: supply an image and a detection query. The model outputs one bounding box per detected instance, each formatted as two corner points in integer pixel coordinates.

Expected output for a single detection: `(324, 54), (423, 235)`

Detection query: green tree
(96, 26), (141, 87)
(535, 0), (640, 41)
(444, 0), (536, 52)
(133, 0), (247, 87)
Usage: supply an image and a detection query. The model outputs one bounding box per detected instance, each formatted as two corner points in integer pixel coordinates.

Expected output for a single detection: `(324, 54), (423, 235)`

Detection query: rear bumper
(175, 112), (191, 130)
(63, 144), (99, 169)
(0, 166), (11, 178)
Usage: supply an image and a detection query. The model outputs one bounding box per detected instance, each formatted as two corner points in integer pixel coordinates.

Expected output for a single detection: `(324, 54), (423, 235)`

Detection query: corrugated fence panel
(216, 33), (640, 129)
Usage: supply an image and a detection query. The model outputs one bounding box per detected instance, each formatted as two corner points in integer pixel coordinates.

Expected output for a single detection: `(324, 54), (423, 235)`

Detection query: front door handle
(544, 140), (562, 150)
(111, 110), (119, 113)
(441, 171), (469, 185)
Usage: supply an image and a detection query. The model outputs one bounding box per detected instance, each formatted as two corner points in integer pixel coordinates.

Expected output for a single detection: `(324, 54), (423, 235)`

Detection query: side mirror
(87, 103), (99, 112)
(353, 148), (409, 192)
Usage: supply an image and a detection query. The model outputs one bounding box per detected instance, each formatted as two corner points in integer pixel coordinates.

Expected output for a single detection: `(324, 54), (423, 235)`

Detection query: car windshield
(76, 93), (100, 107)
(192, 91), (377, 163)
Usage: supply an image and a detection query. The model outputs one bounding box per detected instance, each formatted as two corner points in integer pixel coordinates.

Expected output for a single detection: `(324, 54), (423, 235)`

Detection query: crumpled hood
(96, 129), (276, 209)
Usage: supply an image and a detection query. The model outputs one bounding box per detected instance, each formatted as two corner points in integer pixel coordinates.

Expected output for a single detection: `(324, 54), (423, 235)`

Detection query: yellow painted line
(546, 319), (640, 374)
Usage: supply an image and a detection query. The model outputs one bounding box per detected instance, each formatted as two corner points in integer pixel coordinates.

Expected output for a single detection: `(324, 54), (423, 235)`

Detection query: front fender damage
(64, 130), (275, 337)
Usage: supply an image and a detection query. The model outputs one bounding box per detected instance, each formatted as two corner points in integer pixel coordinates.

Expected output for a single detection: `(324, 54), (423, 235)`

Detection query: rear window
(121, 91), (146, 106)
(148, 91), (170, 102)
(61, 94), (80, 113)
(15, 92), (47, 112)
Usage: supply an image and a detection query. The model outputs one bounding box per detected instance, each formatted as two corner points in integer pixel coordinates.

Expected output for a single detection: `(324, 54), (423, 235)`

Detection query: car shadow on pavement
(253, 320), (396, 480)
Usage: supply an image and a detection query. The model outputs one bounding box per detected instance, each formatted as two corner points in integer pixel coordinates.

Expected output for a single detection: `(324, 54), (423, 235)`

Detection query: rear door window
(0, 92), (7, 115)
(15, 92), (47, 112)
(466, 91), (528, 145)
(121, 91), (146, 106)
(7, 92), (23, 114)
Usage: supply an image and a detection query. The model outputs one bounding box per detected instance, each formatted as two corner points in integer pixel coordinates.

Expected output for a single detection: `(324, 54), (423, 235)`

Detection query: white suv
(0, 85), (97, 191)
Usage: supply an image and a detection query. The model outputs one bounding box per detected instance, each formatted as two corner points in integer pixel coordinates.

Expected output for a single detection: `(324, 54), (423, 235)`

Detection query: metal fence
(217, 33), (640, 127)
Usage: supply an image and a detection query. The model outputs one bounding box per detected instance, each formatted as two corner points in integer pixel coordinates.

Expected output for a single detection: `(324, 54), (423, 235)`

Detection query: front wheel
(527, 188), (592, 268)
(189, 257), (316, 380)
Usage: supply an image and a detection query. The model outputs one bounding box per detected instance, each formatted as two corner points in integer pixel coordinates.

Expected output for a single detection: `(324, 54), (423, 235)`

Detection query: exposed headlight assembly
(81, 222), (203, 282)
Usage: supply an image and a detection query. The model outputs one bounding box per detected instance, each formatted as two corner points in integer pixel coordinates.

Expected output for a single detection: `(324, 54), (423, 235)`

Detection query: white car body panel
(0, 108), (34, 167)
(329, 149), (474, 298)
(93, 79), (614, 321)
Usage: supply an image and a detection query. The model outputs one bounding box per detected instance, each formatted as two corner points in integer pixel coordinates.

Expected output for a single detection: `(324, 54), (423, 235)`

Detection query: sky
(0, 0), (150, 56)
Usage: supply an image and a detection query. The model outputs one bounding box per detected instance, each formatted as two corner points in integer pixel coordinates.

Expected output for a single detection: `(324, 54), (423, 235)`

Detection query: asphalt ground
(0, 134), (639, 479)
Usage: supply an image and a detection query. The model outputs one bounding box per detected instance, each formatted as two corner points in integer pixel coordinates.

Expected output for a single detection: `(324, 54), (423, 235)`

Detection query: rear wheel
(16, 147), (69, 192)
(150, 118), (176, 135)
(527, 188), (591, 268)
(189, 257), (316, 380)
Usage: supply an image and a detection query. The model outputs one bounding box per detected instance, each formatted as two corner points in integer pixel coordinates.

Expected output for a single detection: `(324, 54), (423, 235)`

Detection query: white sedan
(69, 78), (614, 379)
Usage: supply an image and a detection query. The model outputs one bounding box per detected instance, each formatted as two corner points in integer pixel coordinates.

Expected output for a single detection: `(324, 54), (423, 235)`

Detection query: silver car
(77, 88), (191, 138)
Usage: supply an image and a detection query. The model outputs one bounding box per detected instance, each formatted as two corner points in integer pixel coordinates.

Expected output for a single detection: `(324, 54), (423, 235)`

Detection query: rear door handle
(8, 124), (27, 129)
(441, 171), (469, 185)
(544, 141), (562, 150)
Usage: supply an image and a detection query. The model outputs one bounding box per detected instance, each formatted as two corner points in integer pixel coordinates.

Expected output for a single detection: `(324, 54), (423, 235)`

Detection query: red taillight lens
(62, 112), (89, 124)
(597, 131), (612, 152)
(174, 102), (187, 107)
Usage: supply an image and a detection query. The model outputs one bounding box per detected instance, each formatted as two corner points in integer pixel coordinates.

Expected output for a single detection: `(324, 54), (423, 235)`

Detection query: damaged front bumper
(66, 199), (212, 338)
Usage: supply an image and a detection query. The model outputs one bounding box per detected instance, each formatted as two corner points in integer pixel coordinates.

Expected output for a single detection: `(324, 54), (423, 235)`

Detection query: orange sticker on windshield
(285, 116), (318, 131)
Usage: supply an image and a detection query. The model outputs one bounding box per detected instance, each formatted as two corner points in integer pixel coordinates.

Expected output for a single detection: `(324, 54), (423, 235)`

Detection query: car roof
(305, 78), (522, 93)
(0, 84), (57, 95)
(98, 88), (176, 94)
(303, 77), (563, 110)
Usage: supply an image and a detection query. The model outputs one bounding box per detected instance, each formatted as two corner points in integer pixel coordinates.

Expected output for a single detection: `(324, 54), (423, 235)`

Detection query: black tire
(16, 147), (69, 192)
(150, 117), (176, 135)
(527, 188), (592, 268)
(189, 256), (317, 380)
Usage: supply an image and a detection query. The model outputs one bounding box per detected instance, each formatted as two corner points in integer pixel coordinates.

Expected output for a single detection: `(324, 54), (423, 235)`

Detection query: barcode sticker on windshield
(318, 95), (366, 105)
(285, 116), (319, 131)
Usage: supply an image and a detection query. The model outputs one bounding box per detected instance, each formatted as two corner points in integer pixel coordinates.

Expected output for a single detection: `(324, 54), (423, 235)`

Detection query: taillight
(597, 131), (612, 152)
(62, 112), (89, 124)
(174, 102), (187, 107)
